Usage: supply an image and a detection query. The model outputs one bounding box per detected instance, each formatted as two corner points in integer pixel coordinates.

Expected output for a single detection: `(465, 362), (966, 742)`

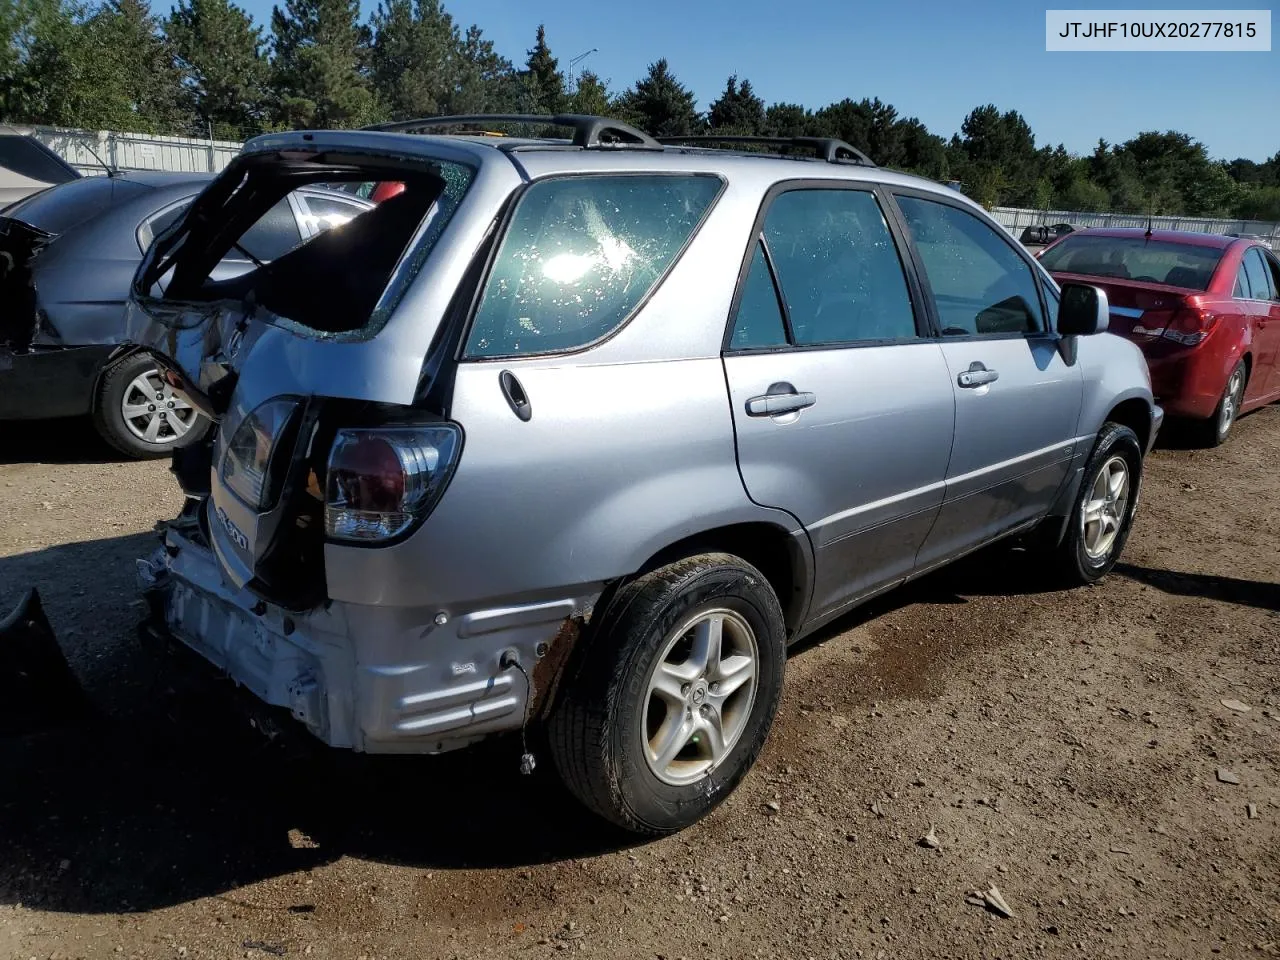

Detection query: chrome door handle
(745, 382), (817, 417)
(957, 362), (999, 388)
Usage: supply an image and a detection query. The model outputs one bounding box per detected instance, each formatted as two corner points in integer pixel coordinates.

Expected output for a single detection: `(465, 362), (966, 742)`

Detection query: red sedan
(1039, 228), (1280, 445)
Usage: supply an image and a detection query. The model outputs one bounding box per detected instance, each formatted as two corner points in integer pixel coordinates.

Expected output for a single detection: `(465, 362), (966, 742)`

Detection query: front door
(722, 185), (955, 623)
(891, 192), (1084, 569)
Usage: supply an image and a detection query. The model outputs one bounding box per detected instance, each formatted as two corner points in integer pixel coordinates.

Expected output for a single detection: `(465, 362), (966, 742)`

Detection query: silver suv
(128, 115), (1161, 835)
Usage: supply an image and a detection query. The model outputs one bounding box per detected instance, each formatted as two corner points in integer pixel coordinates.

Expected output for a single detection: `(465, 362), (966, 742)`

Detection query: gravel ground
(1, 409), (1277, 960)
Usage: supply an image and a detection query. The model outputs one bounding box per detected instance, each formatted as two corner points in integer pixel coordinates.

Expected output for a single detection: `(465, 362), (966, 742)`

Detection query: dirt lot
(1, 410), (1277, 960)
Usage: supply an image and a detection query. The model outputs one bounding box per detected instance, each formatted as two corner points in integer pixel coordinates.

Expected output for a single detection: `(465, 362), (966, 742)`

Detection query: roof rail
(656, 135), (876, 167)
(362, 114), (661, 149)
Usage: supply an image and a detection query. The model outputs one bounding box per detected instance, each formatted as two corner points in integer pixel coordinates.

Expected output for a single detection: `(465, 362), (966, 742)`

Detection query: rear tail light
(1162, 302), (1219, 346)
(220, 398), (301, 509)
(324, 425), (461, 543)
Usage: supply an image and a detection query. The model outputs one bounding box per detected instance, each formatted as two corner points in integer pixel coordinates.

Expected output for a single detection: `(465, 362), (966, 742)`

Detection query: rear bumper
(0, 344), (113, 420)
(138, 512), (596, 753)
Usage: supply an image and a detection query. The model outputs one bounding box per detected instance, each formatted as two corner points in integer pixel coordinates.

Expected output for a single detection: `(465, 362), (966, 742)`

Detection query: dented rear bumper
(138, 512), (594, 753)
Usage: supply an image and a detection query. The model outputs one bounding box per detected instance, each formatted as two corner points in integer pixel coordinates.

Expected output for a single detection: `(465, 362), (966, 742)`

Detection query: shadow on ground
(5, 529), (1259, 916)
(0, 416), (130, 465)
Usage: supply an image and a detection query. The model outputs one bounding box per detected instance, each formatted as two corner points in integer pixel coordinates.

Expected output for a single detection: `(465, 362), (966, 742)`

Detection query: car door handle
(957, 362), (999, 388)
(745, 383), (817, 417)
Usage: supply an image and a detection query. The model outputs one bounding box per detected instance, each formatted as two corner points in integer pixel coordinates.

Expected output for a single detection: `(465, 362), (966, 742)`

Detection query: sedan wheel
(1217, 364), (1245, 441)
(120, 368), (198, 444)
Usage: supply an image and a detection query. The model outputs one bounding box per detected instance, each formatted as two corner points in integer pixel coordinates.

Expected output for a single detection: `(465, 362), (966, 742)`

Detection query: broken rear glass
(137, 155), (475, 340)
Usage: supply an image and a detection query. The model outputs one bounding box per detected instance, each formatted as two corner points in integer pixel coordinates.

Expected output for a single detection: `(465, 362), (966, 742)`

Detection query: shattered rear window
(465, 174), (723, 357)
(145, 157), (475, 340)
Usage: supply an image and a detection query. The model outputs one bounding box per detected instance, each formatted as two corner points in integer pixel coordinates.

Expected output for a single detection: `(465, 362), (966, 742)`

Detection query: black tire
(1190, 360), (1246, 448)
(1049, 422), (1144, 585)
(92, 353), (208, 459)
(549, 553), (786, 835)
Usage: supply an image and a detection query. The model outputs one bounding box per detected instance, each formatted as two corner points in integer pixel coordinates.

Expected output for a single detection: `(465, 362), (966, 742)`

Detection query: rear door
(891, 191), (1083, 569)
(722, 183), (954, 621)
(1237, 246), (1280, 398)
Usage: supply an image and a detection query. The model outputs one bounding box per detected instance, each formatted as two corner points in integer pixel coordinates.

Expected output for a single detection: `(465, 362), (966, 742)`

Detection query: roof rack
(362, 114), (661, 149)
(656, 135), (876, 167)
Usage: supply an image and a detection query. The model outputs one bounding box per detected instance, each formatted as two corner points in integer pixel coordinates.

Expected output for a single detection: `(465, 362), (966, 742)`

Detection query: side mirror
(1057, 283), (1109, 336)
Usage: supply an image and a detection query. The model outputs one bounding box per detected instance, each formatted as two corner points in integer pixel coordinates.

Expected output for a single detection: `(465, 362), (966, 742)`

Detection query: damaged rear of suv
(127, 116), (1158, 835)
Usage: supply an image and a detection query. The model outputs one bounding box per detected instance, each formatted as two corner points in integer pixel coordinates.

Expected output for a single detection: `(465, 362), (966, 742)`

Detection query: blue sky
(217, 0), (1278, 161)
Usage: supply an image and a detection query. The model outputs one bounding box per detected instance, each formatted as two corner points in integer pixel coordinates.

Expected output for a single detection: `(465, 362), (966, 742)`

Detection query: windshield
(1039, 234), (1223, 290)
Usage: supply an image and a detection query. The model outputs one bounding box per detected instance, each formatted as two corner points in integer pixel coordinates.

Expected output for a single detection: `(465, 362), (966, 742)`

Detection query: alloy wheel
(641, 608), (759, 786)
(1081, 455), (1130, 561)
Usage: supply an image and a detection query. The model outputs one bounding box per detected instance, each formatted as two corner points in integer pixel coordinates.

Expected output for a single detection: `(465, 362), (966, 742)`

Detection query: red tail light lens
(1162, 303), (1219, 346)
(324, 425), (461, 543)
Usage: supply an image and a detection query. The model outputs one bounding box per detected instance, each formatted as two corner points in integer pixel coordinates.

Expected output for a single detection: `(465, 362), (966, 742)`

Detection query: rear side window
(762, 189), (917, 345)
(729, 243), (788, 349)
(235, 198), (301, 262)
(465, 174), (722, 358)
(1241, 247), (1275, 301)
(897, 196), (1044, 336)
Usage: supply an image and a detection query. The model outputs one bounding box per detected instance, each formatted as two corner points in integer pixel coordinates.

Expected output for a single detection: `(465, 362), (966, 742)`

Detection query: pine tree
(707, 75), (764, 134)
(616, 59), (699, 137)
(271, 0), (374, 128)
(520, 23), (563, 115)
(566, 69), (611, 117)
(167, 0), (270, 137)
(369, 0), (456, 120)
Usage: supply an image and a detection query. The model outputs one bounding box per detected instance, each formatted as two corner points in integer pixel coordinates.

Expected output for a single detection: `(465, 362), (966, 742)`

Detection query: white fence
(992, 206), (1280, 250)
(27, 125), (243, 176)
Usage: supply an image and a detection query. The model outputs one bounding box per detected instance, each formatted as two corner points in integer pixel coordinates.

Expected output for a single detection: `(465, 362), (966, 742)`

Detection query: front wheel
(548, 554), (786, 835)
(92, 353), (208, 459)
(1048, 422), (1143, 585)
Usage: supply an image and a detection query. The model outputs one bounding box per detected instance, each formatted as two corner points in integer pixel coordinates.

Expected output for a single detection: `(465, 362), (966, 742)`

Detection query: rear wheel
(1191, 360), (1246, 448)
(1045, 421), (1143, 585)
(549, 554), (786, 835)
(92, 353), (207, 459)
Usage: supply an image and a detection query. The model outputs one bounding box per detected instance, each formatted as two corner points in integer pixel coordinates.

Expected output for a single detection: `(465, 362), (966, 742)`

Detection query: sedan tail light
(1162, 302), (1220, 346)
(324, 425), (461, 543)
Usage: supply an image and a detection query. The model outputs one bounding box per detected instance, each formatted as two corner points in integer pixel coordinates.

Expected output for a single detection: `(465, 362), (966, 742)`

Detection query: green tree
(369, 0), (457, 120)
(519, 23), (563, 114)
(4, 0), (191, 132)
(896, 117), (948, 178)
(1059, 177), (1110, 212)
(1234, 184), (1280, 221)
(616, 59), (700, 137)
(762, 102), (809, 137)
(955, 104), (1038, 205)
(167, 0), (270, 137)
(566, 69), (611, 116)
(448, 23), (517, 113)
(706, 75), (764, 134)
(271, 0), (374, 128)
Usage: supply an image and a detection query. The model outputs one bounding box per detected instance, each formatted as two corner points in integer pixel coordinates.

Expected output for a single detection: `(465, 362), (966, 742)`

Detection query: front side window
(897, 195), (1044, 336)
(762, 189), (917, 345)
(466, 174), (722, 358)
